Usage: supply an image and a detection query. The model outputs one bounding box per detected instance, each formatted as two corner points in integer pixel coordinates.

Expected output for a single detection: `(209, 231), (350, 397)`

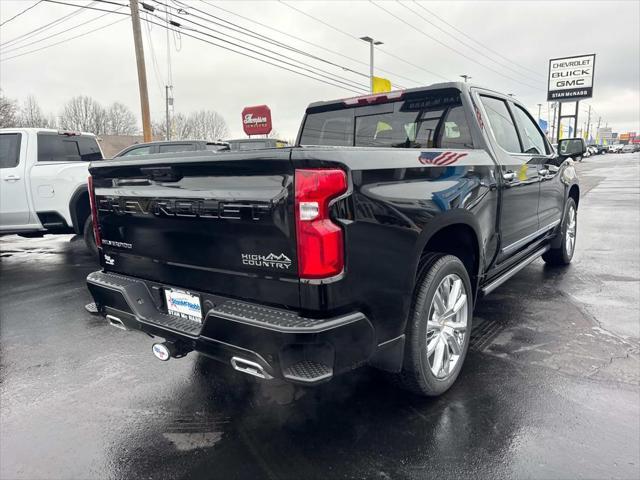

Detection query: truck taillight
(295, 169), (347, 279)
(88, 175), (101, 248)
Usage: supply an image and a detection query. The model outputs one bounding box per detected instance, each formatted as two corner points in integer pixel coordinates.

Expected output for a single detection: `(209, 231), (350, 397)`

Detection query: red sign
(242, 105), (272, 136)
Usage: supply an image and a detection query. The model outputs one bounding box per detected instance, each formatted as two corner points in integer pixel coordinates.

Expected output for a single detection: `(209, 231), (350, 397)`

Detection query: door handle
(3, 175), (20, 181)
(502, 171), (516, 182)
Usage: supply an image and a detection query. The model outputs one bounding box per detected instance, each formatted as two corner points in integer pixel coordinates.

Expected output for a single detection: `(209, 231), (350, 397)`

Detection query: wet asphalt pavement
(1, 153), (639, 480)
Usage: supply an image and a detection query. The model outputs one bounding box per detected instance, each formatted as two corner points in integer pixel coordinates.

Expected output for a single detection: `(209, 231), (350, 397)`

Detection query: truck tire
(393, 253), (473, 397)
(83, 216), (98, 257)
(543, 197), (577, 266)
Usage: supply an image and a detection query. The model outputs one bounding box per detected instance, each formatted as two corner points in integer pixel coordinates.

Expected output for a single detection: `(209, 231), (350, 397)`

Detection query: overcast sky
(1, 0), (639, 140)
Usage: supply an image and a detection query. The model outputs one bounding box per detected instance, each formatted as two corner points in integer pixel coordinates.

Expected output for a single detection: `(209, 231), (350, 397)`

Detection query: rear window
(37, 133), (102, 162)
(158, 143), (196, 154)
(0, 133), (21, 169)
(239, 141), (268, 150)
(205, 143), (229, 152)
(299, 90), (474, 149)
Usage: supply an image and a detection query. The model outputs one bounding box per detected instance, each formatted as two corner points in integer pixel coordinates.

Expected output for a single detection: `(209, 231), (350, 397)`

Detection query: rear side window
(77, 136), (103, 161)
(512, 105), (548, 155)
(37, 134), (102, 162)
(0, 133), (21, 169)
(158, 143), (196, 154)
(479, 96), (521, 153)
(121, 146), (152, 157)
(300, 90), (473, 149)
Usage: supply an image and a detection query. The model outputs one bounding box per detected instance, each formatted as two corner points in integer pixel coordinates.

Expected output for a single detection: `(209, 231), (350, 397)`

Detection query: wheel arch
(412, 211), (484, 300)
(568, 183), (580, 208)
(69, 185), (90, 234)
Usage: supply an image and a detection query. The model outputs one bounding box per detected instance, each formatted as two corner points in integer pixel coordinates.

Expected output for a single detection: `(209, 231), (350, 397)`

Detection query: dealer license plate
(164, 288), (202, 323)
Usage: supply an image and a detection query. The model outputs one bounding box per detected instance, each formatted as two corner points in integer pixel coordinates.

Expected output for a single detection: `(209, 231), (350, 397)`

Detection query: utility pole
(165, 85), (171, 141)
(585, 104), (592, 142)
(360, 36), (383, 93)
(460, 74), (472, 83)
(130, 1), (152, 141)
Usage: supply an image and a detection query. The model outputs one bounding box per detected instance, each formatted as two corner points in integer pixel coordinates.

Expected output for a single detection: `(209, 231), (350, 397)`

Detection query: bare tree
(266, 129), (281, 139)
(60, 96), (108, 134)
(17, 96), (52, 128)
(152, 113), (189, 140)
(153, 110), (229, 141)
(185, 110), (229, 141)
(107, 102), (137, 135)
(0, 90), (18, 128)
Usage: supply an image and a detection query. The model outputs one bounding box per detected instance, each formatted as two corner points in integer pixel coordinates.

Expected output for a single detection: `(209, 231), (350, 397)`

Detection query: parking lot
(1, 153), (638, 480)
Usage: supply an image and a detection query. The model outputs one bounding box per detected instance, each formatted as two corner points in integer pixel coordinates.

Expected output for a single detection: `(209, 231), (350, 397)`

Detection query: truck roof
(0, 127), (97, 136)
(305, 81), (505, 111)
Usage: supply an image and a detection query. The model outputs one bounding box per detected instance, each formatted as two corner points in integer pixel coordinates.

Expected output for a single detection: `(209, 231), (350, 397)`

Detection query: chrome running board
(481, 245), (550, 296)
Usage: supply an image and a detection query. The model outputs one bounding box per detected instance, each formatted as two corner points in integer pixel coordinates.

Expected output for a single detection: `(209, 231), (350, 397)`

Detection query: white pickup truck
(0, 128), (103, 254)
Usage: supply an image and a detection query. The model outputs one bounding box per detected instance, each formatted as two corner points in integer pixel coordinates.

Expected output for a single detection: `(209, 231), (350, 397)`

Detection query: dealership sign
(547, 54), (595, 101)
(242, 105), (272, 135)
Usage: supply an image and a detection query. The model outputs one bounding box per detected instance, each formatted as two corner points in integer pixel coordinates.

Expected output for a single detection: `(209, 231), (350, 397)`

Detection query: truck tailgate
(89, 149), (299, 308)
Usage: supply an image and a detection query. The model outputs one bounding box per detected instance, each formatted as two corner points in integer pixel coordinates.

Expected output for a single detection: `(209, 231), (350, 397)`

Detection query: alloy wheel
(426, 274), (468, 379)
(565, 205), (577, 256)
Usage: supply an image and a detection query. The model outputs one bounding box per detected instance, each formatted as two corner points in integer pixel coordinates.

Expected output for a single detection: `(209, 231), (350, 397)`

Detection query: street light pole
(537, 103), (542, 122)
(360, 36), (383, 93)
(460, 74), (472, 83)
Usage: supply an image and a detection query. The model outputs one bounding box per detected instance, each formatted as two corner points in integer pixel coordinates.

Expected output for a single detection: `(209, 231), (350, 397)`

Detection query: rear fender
(69, 185), (89, 234)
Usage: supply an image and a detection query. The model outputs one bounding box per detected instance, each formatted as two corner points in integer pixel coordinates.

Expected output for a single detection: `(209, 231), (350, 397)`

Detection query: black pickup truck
(86, 83), (583, 396)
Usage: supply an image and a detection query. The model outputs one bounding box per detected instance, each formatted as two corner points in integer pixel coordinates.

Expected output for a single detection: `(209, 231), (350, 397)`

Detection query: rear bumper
(86, 271), (375, 385)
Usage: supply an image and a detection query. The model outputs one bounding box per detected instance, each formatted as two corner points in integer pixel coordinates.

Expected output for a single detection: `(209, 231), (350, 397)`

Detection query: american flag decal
(418, 151), (468, 166)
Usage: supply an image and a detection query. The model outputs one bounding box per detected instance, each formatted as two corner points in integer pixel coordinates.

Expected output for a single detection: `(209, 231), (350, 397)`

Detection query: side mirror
(558, 138), (586, 158)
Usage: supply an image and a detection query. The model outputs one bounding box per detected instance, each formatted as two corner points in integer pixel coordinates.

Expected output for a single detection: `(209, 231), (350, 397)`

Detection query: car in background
(226, 138), (289, 151)
(587, 145), (598, 155)
(113, 140), (229, 158)
(621, 144), (636, 153)
(593, 145), (608, 155)
(608, 144), (623, 153)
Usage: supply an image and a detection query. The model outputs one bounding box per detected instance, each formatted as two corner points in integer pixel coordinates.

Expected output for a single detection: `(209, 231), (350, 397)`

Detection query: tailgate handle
(140, 166), (183, 182)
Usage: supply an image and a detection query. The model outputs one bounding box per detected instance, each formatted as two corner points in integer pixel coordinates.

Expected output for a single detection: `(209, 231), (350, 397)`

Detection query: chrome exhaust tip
(106, 314), (127, 331)
(230, 357), (273, 379)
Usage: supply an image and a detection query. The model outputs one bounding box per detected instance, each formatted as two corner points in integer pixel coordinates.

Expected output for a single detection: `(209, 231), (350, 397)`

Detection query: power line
(0, 0), (43, 27)
(370, 1), (541, 91)
(1, 1), (96, 48)
(1, 5), (126, 55)
(412, 2), (544, 79)
(144, 4), (368, 92)
(169, 0), (375, 85)
(141, 16), (364, 94)
(401, 1), (544, 82)
(200, 0), (422, 87)
(278, 0), (449, 82)
(142, 11), (167, 103)
(42, 0), (128, 15)
(1, 16), (128, 62)
(151, 0), (369, 92)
